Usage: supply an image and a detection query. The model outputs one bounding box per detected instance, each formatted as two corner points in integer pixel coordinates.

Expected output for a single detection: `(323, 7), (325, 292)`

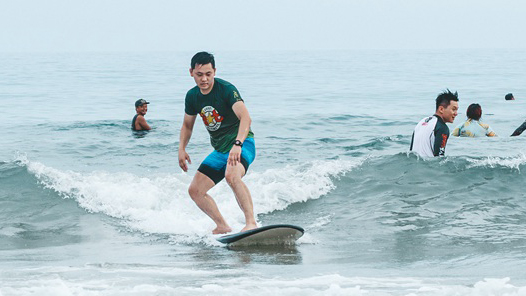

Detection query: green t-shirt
(185, 78), (254, 153)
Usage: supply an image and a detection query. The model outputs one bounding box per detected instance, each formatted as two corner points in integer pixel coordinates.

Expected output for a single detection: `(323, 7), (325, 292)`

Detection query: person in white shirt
(410, 90), (459, 157)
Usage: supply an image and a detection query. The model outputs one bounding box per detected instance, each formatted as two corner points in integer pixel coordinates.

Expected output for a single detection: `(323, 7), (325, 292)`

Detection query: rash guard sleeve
(433, 123), (449, 156)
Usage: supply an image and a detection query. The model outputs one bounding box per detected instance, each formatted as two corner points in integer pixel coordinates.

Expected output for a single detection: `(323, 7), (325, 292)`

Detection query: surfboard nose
(217, 224), (304, 246)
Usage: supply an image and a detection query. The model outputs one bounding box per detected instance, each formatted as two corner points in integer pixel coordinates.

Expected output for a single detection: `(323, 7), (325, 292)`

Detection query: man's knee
(225, 169), (242, 186)
(188, 184), (203, 201)
(188, 172), (215, 200)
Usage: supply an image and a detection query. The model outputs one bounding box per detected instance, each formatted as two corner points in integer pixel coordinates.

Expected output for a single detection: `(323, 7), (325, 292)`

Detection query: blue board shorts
(198, 137), (256, 184)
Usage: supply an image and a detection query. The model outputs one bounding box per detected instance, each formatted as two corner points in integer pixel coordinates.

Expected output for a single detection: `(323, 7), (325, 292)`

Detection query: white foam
(466, 153), (526, 171)
(245, 160), (362, 214)
(0, 226), (25, 237)
(16, 155), (361, 244)
(153, 276), (526, 296)
(307, 214), (333, 230)
(2, 272), (526, 296)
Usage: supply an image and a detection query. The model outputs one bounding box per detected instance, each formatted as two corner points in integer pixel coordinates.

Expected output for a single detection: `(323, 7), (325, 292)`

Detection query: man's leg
(225, 163), (257, 232)
(188, 171), (232, 234)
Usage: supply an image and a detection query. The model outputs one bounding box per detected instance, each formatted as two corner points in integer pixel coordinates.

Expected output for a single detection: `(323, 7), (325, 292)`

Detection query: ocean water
(2, 49), (526, 295)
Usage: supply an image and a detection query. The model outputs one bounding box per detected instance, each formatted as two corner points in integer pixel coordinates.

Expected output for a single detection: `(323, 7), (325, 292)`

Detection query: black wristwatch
(234, 140), (243, 147)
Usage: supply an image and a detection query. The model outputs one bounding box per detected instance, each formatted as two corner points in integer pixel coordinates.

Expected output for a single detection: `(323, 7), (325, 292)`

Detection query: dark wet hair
(505, 93), (514, 100)
(435, 89), (459, 110)
(191, 52), (215, 69)
(466, 103), (482, 120)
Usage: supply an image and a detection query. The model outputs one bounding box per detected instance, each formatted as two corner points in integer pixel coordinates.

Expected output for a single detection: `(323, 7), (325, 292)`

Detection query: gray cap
(135, 99), (150, 107)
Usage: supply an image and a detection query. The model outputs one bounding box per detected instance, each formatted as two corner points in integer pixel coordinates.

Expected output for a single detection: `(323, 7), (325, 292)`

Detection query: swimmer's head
(435, 89), (459, 111)
(435, 89), (459, 123)
(466, 103), (482, 120)
(505, 93), (515, 101)
(135, 99), (150, 108)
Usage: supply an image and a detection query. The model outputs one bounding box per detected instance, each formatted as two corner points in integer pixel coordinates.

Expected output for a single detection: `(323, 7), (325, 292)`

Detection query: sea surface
(2, 50), (526, 295)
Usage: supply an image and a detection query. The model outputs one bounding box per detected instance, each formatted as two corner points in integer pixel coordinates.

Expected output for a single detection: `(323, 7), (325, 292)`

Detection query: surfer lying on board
(178, 52), (257, 234)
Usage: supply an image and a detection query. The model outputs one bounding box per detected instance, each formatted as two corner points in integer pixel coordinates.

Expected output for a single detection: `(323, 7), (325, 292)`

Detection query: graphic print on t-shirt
(233, 90), (241, 100)
(199, 106), (224, 131)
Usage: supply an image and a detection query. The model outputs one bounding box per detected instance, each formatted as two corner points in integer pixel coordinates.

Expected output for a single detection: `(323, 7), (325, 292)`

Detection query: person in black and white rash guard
(410, 90), (459, 157)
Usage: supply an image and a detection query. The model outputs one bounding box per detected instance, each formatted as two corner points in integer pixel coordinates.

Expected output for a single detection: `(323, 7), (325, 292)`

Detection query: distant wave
(343, 135), (405, 151)
(327, 114), (375, 121)
(34, 119), (174, 131)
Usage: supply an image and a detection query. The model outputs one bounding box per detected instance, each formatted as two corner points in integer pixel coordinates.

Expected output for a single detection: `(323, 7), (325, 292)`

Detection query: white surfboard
(216, 224), (304, 247)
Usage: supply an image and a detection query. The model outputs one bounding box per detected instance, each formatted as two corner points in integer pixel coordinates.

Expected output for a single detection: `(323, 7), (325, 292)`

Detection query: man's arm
(228, 101), (251, 166)
(433, 125), (449, 156)
(178, 114), (196, 172)
(511, 121), (526, 136)
(136, 115), (151, 130)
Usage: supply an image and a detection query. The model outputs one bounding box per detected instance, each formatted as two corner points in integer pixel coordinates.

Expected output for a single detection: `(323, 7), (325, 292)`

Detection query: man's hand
(178, 149), (191, 172)
(228, 145), (242, 166)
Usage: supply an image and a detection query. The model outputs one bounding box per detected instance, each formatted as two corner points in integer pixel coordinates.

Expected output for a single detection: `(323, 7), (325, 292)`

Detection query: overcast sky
(1, 0), (525, 52)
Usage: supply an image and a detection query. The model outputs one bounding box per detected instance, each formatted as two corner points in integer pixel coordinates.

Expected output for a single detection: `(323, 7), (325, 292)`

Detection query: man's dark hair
(466, 103), (482, 120)
(435, 89), (459, 110)
(191, 51), (215, 69)
(505, 93), (514, 100)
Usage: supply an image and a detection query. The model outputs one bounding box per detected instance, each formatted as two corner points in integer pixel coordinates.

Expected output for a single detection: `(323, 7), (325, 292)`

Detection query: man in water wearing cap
(410, 90), (459, 157)
(132, 99), (151, 131)
(178, 52), (257, 234)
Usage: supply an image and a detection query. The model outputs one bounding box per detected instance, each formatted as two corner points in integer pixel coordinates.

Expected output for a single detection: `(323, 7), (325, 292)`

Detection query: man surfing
(178, 52), (257, 234)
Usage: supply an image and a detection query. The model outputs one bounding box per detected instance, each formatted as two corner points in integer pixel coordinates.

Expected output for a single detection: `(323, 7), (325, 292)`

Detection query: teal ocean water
(2, 50), (526, 295)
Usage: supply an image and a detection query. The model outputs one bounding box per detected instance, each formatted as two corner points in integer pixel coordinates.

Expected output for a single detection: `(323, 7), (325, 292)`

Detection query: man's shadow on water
(191, 244), (303, 266)
(227, 244), (303, 265)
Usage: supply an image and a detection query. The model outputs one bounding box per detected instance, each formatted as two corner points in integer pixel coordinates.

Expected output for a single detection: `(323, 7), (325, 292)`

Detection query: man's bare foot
(240, 223), (258, 233)
(212, 225), (232, 234)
